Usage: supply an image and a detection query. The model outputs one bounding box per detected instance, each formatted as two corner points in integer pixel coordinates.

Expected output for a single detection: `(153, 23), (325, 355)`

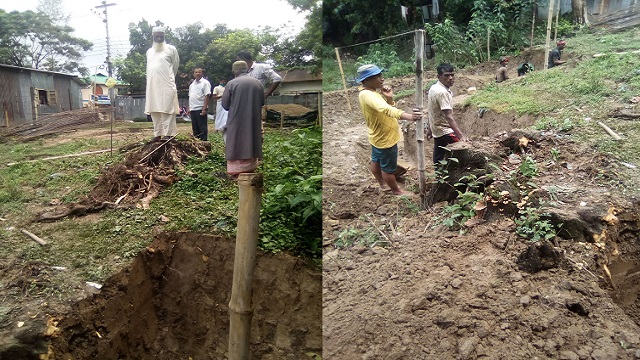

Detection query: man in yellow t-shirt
(357, 64), (423, 196)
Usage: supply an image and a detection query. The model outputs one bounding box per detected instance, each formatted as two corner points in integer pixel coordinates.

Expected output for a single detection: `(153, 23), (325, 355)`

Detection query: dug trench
(0, 134), (321, 359)
(36, 232), (321, 359)
(322, 75), (640, 358)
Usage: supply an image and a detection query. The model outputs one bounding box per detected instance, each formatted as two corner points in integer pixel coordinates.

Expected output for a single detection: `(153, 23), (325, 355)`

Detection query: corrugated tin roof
(277, 69), (322, 83)
(0, 63), (80, 78)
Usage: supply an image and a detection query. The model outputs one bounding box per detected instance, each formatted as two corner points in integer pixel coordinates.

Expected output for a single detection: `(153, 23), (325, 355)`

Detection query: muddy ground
(322, 62), (640, 359)
(0, 122), (321, 359)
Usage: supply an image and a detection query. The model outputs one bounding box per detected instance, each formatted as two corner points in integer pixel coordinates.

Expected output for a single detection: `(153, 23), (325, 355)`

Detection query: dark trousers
(190, 110), (208, 141)
(433, 133), (460, 164)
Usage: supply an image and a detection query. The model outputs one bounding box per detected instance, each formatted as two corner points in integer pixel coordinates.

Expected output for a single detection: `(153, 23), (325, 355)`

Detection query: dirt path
(322, 72), (640, 359)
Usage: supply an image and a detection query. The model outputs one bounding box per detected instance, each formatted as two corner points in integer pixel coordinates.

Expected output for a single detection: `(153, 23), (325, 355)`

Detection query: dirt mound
(50, 232), (321, 359)
(37, 138), (210, 221)
(322, 55), (640, 359)
(266, 104), (314, 117)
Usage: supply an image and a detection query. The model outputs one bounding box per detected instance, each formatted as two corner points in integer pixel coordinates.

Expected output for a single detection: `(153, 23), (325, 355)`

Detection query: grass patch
(0, 123), (321, 290)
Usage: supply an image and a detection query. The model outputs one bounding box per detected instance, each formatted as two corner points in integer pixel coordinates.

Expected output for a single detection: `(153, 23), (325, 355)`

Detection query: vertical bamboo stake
(544, 0), (555, 70)
(530, 2), (537, 49)
(415, 30), (427, 208)
(228, 173), (263, 360)
(553, 0), (561, 42)
(335, 48), (352, 112)
(487, 28), (491, 61)
(317, 92), (322, 127)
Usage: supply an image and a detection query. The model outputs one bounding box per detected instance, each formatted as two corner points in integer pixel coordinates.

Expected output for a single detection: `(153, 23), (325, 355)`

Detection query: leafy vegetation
(0, 124), (321, 292)
(0, 8), (92, 74)
(514, 206), (557, 242)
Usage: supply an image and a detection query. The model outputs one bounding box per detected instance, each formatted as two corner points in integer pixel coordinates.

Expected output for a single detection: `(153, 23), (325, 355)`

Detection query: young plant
(514, 206), (558, 242)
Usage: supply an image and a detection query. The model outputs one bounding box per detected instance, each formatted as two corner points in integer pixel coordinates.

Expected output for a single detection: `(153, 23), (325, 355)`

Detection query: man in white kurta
(211, 79), (228, 141)
(145, 26), (180, 140)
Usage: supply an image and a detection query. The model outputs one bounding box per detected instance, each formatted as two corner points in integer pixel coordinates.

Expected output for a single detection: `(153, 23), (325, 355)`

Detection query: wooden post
(544, 0), (555, 70)
(487, 28), (491, 61)
(415, 30), (427, 207)
(280, 111), (285, 128)
(553, 0), (561, 42)
(228, 173), (263, 360)
(530, 2), (537, 49)
(317, 92), (322, 127)
(335, 48), (352, 112)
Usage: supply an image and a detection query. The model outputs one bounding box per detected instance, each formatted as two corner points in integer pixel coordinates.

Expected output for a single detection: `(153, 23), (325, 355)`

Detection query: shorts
(371, 144), (398, 174)
(433, 133), (460, 164)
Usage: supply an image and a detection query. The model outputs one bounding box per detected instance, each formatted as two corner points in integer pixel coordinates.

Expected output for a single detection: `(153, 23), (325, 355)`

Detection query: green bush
(355, 43), (414, 79)
(260, 127), (322, 257)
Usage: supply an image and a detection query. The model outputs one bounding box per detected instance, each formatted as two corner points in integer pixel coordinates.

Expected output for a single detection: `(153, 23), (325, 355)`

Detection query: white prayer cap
(152, 26), (165, 34)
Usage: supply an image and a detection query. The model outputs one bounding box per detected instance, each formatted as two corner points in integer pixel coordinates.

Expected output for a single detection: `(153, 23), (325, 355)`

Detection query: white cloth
(188, 78), (211, 111)
(247, 62), (282, 87)
(150, 112), (177, 137)
(212, 85), (225, 104)
(145, 43), (180, 115)
(215, 101), (228, 131)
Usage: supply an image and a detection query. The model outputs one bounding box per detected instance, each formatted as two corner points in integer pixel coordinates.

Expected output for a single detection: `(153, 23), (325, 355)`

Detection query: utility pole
(94, 1), (117, 154)
(94, 1), (116, 78)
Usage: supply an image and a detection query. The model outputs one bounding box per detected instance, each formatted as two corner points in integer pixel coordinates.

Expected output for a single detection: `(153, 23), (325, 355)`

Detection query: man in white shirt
(236, 50), (282, 99)
(188, 68), (211, 141)
(427, 63), (467, 165)
(144, 26), (180, 141)
(211, 78), (228, 141)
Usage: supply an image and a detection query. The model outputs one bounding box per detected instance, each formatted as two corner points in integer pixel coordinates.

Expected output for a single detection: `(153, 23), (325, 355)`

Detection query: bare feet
(380, 185), (391, 192)
(391, 190), (414, 196)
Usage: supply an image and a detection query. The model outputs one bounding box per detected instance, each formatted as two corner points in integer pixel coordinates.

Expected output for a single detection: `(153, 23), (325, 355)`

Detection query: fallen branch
(7, 149), (111, 166)
(597, 121), (622, 141)
(364, 213), (391, 244)
(138, 136), (177, 164)
(21, 229), (48, 246)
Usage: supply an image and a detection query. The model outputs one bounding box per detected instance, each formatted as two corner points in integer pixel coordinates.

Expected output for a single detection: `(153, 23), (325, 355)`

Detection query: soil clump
(322, 68), (640, 359)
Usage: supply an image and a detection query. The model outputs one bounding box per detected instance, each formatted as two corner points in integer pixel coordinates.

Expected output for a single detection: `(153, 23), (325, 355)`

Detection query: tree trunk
(572, 0), (586, 24)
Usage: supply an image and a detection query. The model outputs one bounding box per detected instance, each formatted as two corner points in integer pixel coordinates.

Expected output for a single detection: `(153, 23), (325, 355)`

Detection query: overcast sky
(2, 0), (308, 73)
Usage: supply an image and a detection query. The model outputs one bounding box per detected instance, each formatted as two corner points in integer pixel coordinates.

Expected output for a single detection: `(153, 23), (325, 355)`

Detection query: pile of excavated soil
(266, 104), (315, 117)
(50, 232), (322, 360)
(322, 69), (640, 359)
(36, 138), (210, 221)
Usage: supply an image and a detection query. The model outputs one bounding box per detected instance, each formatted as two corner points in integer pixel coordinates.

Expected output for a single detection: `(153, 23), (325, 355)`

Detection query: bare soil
(0, 121), (321, 359)
(322, 66), (640, 359)
(50, 232), (321, 360)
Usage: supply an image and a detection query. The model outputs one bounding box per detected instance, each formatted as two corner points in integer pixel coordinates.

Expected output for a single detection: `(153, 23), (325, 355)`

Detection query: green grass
(323, 53), (358, 92)
(467, 27), (640, 118)
(0, 123), (322, 289)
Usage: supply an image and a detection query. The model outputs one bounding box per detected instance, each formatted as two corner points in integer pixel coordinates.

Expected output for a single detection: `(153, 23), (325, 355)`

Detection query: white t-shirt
(188, 78), (211, 111)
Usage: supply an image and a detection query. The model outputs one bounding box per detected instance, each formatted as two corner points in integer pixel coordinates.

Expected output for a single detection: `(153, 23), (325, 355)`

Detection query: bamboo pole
(544, 0), (555, 70)
(21, 229), (47, 246)
(317, 92), (322, 127)
(487, 28), (491, 61)
(228, 173), (263, 360)
(598, 121), (622, 140)
(553, 0), (561, 42)
(530, 3), (536, 50)
(335, 48), (352, 112)
(415, 30), (427, 208)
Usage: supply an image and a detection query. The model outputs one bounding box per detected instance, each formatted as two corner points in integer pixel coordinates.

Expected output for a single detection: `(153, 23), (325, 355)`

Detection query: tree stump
(424, 141), (503, 207)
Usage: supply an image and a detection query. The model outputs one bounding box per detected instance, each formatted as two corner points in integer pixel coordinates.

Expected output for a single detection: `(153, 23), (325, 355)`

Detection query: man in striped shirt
(236, 50), (282, 99)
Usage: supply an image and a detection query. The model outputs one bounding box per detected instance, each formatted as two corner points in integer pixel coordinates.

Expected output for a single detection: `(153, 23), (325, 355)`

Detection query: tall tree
(37, 0), (70, 25)
(0, 10), (92, 75)
(284, 0), (322, 72)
